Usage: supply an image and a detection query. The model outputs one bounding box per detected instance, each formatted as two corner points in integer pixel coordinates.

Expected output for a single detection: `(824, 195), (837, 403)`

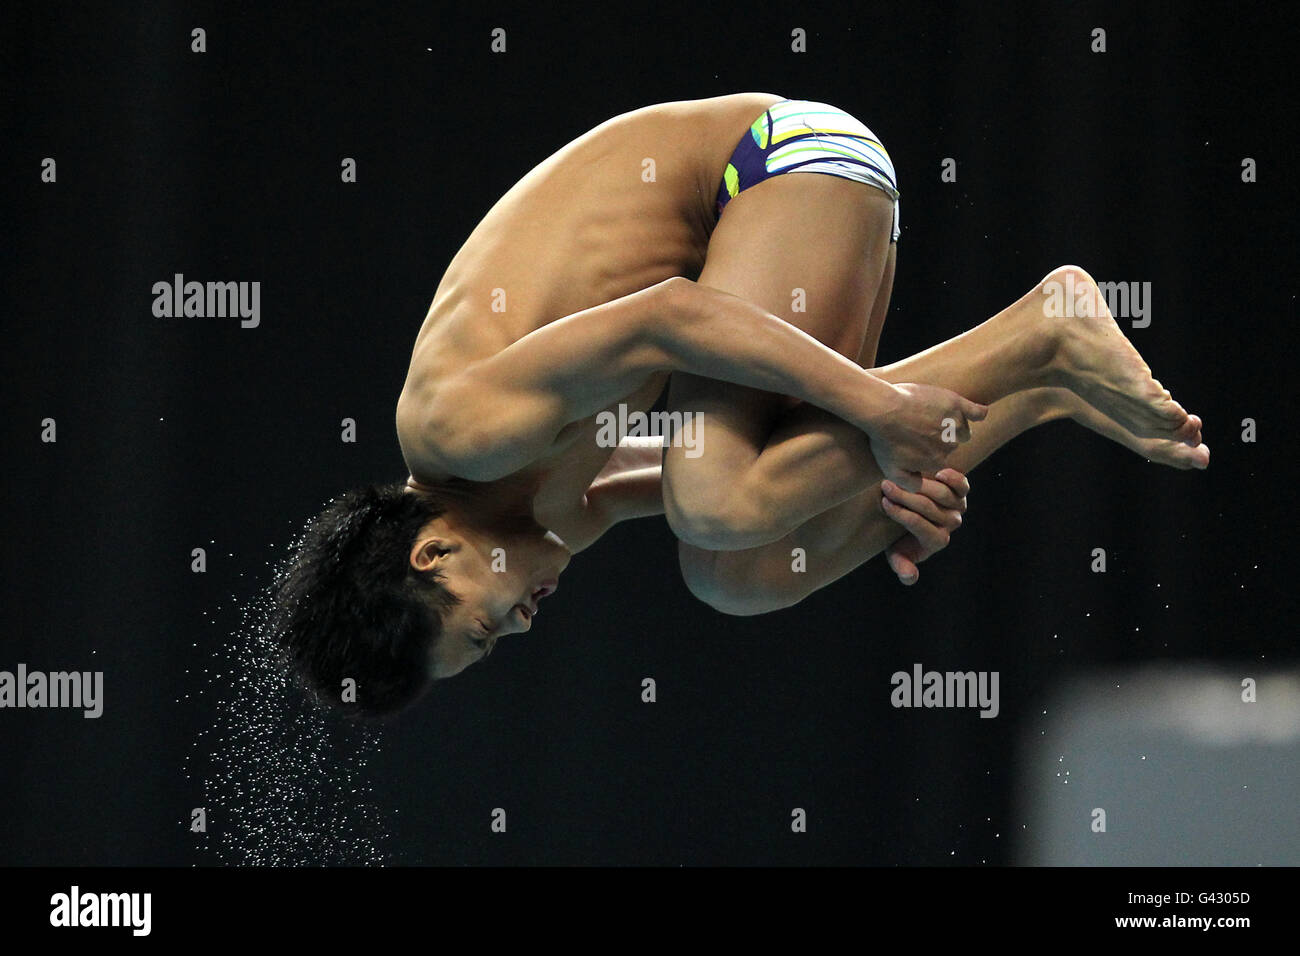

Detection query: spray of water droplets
(184, 560), (394, 866)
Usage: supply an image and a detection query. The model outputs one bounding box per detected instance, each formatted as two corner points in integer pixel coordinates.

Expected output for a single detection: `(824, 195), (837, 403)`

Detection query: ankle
(1035, 386), (1081, 424)
(1007, 301), (1067, 390)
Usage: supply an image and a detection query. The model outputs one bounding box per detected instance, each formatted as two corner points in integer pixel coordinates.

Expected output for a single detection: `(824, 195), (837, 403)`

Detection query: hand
(879, 468), (970, 585)
(867, 383), (987, 491)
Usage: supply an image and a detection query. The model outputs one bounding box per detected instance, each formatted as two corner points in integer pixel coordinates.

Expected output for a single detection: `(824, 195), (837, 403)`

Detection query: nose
(506, 604), (533, 633)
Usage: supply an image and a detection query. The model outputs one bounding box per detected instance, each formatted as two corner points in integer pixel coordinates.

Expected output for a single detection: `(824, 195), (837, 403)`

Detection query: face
(412, 511), (570, 678)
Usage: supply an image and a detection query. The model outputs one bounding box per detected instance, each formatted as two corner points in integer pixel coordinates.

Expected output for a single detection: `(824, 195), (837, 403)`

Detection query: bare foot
(1041, 266), (1201, 445)
(1039, 387), (1210, 469)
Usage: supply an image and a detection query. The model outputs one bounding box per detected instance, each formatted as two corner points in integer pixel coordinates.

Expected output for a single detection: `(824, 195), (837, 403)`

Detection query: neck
(405, 471), (539, 521)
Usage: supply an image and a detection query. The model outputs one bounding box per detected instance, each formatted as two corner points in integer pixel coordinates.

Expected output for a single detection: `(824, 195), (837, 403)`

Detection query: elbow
(656, 274), (698, 304)
(646, 275), (701, 354)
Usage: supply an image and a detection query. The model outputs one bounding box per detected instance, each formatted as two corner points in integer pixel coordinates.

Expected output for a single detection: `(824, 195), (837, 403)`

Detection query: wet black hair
(272, 482), (460, 719)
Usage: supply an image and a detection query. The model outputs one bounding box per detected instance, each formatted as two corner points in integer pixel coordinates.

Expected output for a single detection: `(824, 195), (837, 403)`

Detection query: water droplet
(190, 568), (392, 865)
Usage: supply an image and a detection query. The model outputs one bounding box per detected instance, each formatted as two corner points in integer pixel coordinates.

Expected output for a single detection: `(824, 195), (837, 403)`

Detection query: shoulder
(395, 376), (497, 482)
(395, 381), (453, 482)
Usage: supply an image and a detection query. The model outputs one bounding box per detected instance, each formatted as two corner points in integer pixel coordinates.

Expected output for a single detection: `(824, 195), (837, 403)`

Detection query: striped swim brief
(715, 98), (901, 241)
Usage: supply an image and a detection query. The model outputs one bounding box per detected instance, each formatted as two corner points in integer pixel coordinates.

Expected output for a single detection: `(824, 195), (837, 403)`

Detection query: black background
(4, 1), (1295, 867)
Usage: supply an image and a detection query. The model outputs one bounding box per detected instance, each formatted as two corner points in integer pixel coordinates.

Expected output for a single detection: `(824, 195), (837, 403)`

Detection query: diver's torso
(400, 92), (786, 542)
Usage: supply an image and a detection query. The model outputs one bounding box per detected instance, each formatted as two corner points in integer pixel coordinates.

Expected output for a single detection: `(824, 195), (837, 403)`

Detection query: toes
(1171, 415), (1201, 444)
(1138, 386), (1185, 423)
(1175, 444), (1210, 470)
(1161, 397), (1188, 420)
(1153, 441), (1209, 470)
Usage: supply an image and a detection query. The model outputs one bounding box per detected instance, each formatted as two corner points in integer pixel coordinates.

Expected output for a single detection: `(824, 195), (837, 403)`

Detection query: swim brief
(715, 98), (901, 241)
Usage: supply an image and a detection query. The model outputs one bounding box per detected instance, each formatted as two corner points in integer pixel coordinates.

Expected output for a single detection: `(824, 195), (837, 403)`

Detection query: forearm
(587, 465), (665, 524)
(657, 279), (899, 433)
(407, 277), (898, 481)
(569, 437), (667, 551)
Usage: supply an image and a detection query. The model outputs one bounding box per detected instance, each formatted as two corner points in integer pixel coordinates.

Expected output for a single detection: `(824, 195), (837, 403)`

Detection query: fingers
(880, 492), (951, 553)
(887, 467), (924, 493)
(950, 401), (986, 442)
(879, 469), (973, 585)
(945, 396), (987, 447)
(882, 479), (963, 529)
(886, 544), (920, 585)
(935, 467), (971, 500)
(888, 470), (970, 516)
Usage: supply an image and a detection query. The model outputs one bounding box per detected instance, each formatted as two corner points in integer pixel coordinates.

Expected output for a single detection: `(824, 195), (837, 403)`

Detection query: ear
(410, 535), (450, 572)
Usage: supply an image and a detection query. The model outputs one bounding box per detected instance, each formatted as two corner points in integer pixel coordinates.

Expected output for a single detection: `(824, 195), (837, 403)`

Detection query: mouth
(517, 581), (558, 622)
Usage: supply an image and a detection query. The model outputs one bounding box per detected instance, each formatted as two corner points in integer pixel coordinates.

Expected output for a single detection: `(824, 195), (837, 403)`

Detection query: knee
(663, 476), (778, 552)
(678, 544), (803, 617)
(666, 502), (759, 552)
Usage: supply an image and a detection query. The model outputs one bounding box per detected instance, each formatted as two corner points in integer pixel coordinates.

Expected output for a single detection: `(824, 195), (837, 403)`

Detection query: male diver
(274, 94), (1206, 715)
